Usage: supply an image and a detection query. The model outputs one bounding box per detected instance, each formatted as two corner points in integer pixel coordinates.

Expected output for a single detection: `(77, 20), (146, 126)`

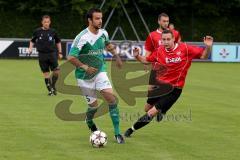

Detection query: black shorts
(147, 88), (182, 114)
(38, 53), (59, 73)
(148, 69), (157, 85)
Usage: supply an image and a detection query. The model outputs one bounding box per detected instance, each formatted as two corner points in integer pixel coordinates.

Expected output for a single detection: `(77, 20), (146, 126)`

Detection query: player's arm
(67, 38), (97, 74)
(176, 30), (181, 43)
(133, 48), (151, 64)
(141, 50), (152, 71)
(67, 56), (98, 75)
(28, 41), (34, 54)
(56, 42), (63, 59)
(145, 50), (152, 57)
(177, 34), (181, 43)
(143, 34), (155, 68)
(67, 56), (88, 70)
(200, 36), (213, 59)
(144, 33), (155, 58)
(28, 30), (37, 54)
(106, 43), (123, 69)
(144, 50), (152, 66)
(54, 31), (63, 59)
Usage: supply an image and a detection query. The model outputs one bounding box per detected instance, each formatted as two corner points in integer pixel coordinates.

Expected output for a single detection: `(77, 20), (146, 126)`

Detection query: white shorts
(77, 72), (112, 104)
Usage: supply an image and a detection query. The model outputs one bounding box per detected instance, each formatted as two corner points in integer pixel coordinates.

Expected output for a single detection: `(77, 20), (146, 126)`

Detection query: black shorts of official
(38, 53), (59, 73)
(146, 88), (182, 114)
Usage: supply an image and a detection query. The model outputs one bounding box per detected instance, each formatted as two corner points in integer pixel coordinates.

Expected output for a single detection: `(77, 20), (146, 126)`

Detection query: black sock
(44, 78), (52, 92)
(133, 113), (153, 131)
(156, 112), (164, 122)
(86, 107), (98, 130)
(51, 75), (58, 90)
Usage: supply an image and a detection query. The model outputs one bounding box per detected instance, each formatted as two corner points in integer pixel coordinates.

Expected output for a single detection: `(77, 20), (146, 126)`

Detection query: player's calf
(86, 101), (98, 132)
(51, 69), (60, 95)
(145, 104), (163, 122)
(42, 72), (53, 95)
(101, 89), (123, 141)
(124, 107), (158, 138)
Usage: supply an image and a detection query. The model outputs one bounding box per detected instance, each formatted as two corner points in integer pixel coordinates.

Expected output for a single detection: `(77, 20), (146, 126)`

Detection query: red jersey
(146, 43), (204, 88)
(145, 29), (181, 52)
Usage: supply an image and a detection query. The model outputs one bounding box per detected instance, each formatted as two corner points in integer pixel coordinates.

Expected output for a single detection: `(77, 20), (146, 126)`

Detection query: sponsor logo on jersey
(88, 49), (103, 55)
(166, 57), (182, 63)
(176, 51), (181, 55)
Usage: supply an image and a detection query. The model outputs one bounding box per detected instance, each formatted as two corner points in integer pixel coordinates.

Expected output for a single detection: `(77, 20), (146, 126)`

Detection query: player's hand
(203, 36), (213, 47)
(58, 52), (63, 60)
(116, 59), (123, 69)
(133, 48), (140, 57)
(115, 55), (123, 69)
(143, 64), (149, 72)
(86, 67), (98, 75)
(28, 48), (32, 55)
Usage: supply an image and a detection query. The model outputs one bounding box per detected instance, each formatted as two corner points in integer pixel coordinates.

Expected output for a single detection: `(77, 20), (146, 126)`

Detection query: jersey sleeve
(172, 29), (181, 43)
(54, 30), (61, 43)
(145, 34), (154, 52)
(146, 50), (157, 62)
(31, 29), (38, 43)
(69, 35), (86, 57)
(103, 30), (110, 45)
(175, 31), (181, 42)
(187, 44), (205, 59)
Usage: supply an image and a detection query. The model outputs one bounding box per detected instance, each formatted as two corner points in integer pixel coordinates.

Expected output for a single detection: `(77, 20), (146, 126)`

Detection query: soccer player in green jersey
(67, 8), (124, 144)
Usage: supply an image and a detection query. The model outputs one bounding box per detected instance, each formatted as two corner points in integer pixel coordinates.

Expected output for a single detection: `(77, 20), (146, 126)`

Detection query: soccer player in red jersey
(145, 13), (181, 57)
(145, 13), (182, 121)
(124, 30), (213, 137)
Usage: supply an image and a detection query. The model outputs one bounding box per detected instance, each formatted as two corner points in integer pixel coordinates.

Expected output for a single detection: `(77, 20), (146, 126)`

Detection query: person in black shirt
(29, 15), (62, 96)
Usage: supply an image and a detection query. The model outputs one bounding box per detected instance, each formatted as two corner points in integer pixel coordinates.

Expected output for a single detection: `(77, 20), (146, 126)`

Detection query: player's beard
(93, 23), (102, 30)
(160, 25), (167, 31)
(162, 26), (168, 30)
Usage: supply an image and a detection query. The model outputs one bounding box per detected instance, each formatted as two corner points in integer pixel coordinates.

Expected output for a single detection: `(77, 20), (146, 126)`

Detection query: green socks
(109, 103), (120, 135)
(86, 103), (121, 135)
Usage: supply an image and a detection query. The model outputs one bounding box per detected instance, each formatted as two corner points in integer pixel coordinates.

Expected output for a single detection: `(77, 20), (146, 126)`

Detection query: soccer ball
(90, 130), (107, 148)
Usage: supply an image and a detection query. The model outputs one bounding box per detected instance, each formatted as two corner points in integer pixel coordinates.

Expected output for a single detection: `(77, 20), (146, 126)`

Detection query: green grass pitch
(0, 60), (239, 160)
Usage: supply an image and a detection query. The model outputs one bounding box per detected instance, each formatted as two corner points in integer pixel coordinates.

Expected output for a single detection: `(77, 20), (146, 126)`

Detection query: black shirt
(31, 27), (61, 54)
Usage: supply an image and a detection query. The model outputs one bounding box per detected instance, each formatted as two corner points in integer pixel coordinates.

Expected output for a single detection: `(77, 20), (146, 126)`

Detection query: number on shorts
(85, 95), (90, 102)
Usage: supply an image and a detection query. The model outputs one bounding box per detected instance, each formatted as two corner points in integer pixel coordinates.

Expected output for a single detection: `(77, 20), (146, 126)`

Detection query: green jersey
(69, 28), (110, 80)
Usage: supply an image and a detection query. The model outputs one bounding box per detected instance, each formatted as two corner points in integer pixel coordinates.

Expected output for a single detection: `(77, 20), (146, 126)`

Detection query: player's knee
(148, 85), (154, 91)
(53, 70), (60, 76)
(147, 107), (159, 117)
(106, 95), (116, 104)
(144, 103), (153, 112)
(101, 91), (116, 104)
(89, 100), (98, 108)
(43, 72), (50, 78)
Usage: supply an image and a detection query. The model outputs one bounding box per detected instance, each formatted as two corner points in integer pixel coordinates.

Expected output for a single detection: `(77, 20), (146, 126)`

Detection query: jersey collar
(156, 29), (162, 34)
(157, 28), (171, 34)
(87, 27), (101, 36)
(165, 43), (178, 53)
